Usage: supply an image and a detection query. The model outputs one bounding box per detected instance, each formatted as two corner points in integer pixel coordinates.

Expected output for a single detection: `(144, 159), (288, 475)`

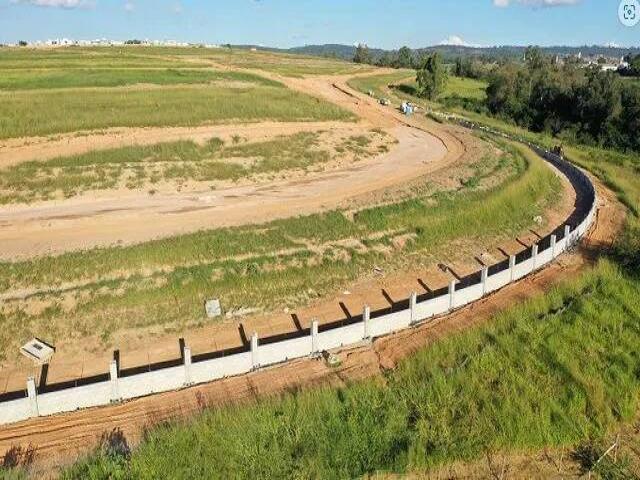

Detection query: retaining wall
(0, 129), (598, 426)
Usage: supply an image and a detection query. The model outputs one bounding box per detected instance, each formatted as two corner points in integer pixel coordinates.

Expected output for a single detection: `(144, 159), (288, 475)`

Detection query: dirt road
(0, 74), (463, 260)
(0, 125), (447, 260)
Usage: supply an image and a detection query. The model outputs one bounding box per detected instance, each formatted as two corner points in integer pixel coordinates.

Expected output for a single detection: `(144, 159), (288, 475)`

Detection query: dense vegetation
(485, 48), (640, 153)
(415, 53), (448, 100)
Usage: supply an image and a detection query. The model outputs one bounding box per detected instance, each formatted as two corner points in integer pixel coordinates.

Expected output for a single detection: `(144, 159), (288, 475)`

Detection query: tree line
(486, 47), (640, 153)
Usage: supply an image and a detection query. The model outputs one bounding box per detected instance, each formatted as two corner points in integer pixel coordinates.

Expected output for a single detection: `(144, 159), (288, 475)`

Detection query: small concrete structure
(20, 338), (54, 366)
(109, 360), (120, 402)
(409, 292), (418, 324)
(205, 299), (222, 318)
(448, 280), (457, 310)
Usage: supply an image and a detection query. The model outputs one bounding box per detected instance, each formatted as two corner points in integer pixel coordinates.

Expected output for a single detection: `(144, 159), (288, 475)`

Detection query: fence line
(0, 124), (598, 426)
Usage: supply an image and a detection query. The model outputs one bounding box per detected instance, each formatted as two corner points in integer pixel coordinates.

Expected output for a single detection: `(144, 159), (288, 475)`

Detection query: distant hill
(236, 43), (640, 63)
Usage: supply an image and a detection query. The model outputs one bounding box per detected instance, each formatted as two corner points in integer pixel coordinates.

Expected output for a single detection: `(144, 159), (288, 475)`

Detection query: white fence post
(509, 255), (516, 282)
(481, 266), (489, 295)
(409, 292), (417, 324)
(363, 305), (371, 340)
(26, 377), (38, 418)
(183, 347), (192, 386)
(109, 360), (120, 402)
(311, 320), (319, 354)
(551, 234), (557, 257)
(448, 280), (456, 310)
(532, 244), (539, 269)
(251, 332), (259, 369)
(564, 225), (571, 249)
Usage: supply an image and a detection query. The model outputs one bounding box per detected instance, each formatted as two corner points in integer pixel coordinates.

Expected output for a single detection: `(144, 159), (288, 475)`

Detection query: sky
(0, 0), (638, 48)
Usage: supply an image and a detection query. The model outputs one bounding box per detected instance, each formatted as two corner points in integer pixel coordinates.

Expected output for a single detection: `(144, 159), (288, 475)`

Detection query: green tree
(416, 53), (448, 100)
(353, 44), (371, 64)
(524, 46), (546, 71)
(396, 46), (413, 69)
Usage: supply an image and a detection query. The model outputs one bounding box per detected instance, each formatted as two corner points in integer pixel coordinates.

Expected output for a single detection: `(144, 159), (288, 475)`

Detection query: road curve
(0, 76), (461, 260)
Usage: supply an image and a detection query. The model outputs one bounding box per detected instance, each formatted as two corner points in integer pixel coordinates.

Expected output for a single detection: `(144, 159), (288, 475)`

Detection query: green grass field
(348, 72), (487, 107)
(0, 84), (352, 139)
(0, 47), (361, 138)
(55, 258), (640, 480)
(0, 68), (281, 91)
(0, 47), (200, 69)
(0, 139), (560, 355)
(135, 46), (373, 77)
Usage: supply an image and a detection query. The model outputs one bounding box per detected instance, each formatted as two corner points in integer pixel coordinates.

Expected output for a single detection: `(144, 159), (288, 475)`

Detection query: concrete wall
(0, 134), (598, 427)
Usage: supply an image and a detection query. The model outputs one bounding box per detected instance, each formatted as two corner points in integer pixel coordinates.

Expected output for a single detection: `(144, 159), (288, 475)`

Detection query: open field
(348, 72), (487, 106)
(0, 84), (353, 139)
(0, 68), (281, 91)
(0, 47), (207, 69)
(139, 46), (374, 77)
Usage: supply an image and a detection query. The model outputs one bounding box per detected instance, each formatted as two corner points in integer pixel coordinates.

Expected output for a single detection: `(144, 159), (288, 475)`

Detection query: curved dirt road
(0, 76), (461, 260)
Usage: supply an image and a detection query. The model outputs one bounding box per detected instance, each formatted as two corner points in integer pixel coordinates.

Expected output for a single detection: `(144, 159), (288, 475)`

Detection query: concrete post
(26, 377), (38, 418)
(551, 234), (557, 258)
(481, 266), (489, 295)
(251, 332), (259, 369)
(409, 292), (417, 324)
(448, 280), (456, 311)
(311, 320), (319, 354)
(183, 347), (192, 386)
(363, 305), (371, 340)
(109, 360), (120, 402)
(564, 224), (571, 248)
(532, 244), (538, 269)
(509, 255), (516, 282)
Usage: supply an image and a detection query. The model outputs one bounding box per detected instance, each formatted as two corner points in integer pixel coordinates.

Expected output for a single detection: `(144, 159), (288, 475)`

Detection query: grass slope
(56, 259), (640, 479)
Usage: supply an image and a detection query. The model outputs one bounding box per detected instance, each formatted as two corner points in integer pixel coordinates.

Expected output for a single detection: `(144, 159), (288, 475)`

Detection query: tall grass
(0, 84), (353, 139)
(55, 259), (640, 479)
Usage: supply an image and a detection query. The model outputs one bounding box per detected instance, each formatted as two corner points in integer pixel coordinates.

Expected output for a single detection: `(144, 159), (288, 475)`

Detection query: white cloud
(493, 0), (581, 7)
(439, 35), (483, 48)
(10, 0), (94, 8)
